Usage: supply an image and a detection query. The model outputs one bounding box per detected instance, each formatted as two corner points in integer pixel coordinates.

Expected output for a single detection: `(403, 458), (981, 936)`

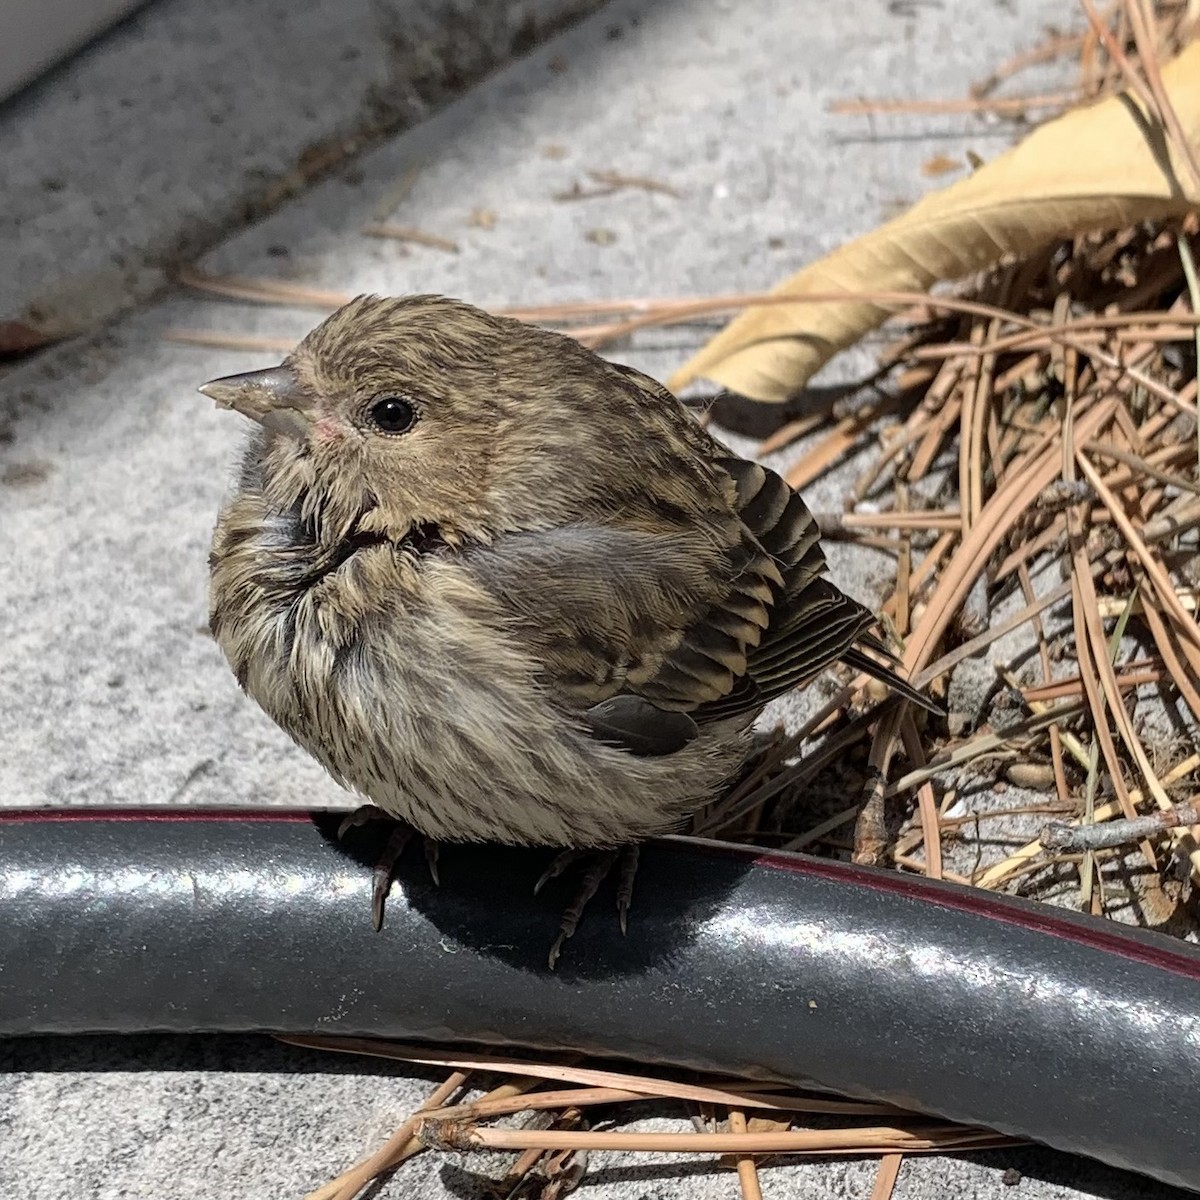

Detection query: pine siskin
(203, 295), (932, 958)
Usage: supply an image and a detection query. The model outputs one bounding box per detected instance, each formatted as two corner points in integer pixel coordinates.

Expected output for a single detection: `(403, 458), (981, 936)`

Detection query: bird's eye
(367, 395), (417, 434)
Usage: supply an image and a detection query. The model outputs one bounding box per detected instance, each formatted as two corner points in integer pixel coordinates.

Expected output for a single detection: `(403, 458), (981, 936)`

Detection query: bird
(203, 294), (934, 961)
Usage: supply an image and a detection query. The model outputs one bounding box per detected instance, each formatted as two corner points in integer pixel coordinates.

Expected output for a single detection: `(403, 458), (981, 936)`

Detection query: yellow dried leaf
(669, 41), (1200, 403)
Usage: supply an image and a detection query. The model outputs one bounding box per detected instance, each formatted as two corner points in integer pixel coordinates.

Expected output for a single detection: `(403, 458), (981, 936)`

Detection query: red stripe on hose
(743, 845), (1200, 983)
(0, 807), (316, 824)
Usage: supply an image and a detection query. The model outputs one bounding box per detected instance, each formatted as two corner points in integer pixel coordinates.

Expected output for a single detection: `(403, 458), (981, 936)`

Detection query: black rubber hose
(2, 808), (1198, 1191)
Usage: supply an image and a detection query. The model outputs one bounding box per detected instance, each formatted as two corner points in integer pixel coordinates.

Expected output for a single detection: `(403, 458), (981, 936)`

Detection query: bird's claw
(337, 805), (439, 930)
(539, 846), (639, 968)
(534, 848), (589, 895)
(370, 825), (416, 930)
(424, 839), (441, 887)
(337, 803), (390, 841)
(616, 844), (639, 936)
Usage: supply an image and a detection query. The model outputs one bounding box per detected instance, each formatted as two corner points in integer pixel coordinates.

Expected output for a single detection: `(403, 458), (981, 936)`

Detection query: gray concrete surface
(1, 0), (605, 337)
(1, 0), (1180, 1196)
(0, 0), (145, 102)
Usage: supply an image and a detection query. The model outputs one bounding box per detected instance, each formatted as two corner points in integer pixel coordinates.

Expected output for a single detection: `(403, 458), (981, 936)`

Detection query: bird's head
(203, 292), (723, 553)
(202, 294), (626, 546)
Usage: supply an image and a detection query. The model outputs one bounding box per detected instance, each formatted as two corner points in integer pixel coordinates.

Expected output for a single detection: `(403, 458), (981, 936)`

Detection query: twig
(420, 1120), (1011, 1154)
(1126, 0), (1200, 194)
(814, 511), (962, 534)
(1023, 665), (1165, 703)
(1041, 803), (1200, 850)
(869, 1153), (905, 1200)
(974, 755), (1200, 888)
(164, 330), (297, 354)
(856, 705), (904, 866)
(1177, 232), (1200, 471)
(276, 1037), (894, 1114)
(728, 1110), (765, 1200)
(361, 224), (460, 252)
(305, 1070), (469, 1200)
(829, 91), (1080, 116)
(972, 31), (1086, 98)
(1079, 453), (1200, 656)
(588, 169), (680, 197)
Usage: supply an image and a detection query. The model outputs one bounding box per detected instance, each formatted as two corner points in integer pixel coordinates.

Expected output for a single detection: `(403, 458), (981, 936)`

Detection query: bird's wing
(698, 456), (939, 718)
(464, 361), (934, 753)
(582, 695), (700, 757)
(460, 520), (781, 751)
(602, 362), (862, 713)
(608, 364), (895, 705)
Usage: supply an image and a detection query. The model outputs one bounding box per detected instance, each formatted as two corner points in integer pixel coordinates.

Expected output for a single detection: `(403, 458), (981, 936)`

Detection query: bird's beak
(198, 366), (312, 438)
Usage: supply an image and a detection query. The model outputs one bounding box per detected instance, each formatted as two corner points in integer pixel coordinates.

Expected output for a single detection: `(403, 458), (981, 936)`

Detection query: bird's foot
(534, 844), (640, 969)
(337, 805), (440, 930)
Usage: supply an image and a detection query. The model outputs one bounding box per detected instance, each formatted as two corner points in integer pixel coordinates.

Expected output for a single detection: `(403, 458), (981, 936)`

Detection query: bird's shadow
(0, 1031), (447, 1079)
(311, 812), (754, 981)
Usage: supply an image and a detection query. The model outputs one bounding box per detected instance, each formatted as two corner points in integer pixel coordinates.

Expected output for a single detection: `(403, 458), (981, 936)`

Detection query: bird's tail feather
(841, 646), (942, 714)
